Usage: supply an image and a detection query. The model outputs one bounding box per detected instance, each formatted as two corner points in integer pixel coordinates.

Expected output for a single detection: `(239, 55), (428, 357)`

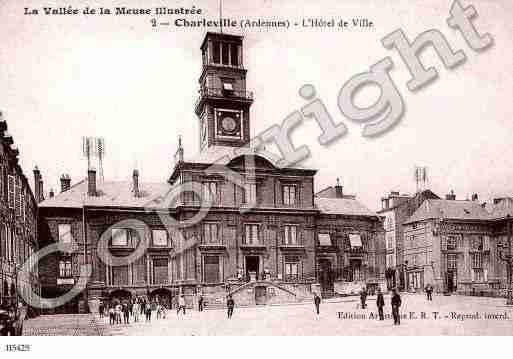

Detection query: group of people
(99, 296), (172, 326)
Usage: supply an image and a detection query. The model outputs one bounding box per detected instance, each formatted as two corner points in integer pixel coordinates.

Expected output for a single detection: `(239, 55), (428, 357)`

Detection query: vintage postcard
(0, 0), (512, 349)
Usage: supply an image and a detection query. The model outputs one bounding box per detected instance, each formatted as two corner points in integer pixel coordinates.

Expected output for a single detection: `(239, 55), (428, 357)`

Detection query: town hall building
(37, 32), (385, 313)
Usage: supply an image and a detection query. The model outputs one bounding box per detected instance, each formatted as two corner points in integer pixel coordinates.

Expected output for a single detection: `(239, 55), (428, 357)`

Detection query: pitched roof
(186, 145), (315, 170)
(38, 180), (175, 210)
(315, 197), (377, 217)
(405, 199), (491, 224)
(487, 197), (513, 219)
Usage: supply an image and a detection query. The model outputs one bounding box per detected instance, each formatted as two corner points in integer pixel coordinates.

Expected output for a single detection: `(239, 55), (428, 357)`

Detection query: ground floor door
(318, 259), (334, 296)
(255, 286), (267, 305)
(245, 256), (259, 281)
(447, 271), (457, 292)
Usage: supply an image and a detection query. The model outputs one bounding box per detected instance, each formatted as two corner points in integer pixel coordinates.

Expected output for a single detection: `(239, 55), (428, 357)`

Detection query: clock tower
(194, 32), (254, 151)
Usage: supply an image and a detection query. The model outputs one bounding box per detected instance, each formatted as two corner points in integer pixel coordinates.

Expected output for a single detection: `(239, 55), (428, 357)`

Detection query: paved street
(23, 314), (106, 336)
(22, 294), (513, 336)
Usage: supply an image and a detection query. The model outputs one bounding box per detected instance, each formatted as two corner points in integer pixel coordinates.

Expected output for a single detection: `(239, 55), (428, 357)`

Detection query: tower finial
(336, 177), (340, 186)
(219, 0), (223, 33)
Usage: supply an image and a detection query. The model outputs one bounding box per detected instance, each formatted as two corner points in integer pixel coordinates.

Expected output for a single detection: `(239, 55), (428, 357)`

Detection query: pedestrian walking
(198, 295), (204, 312)
(115, 303), (122, 324)
(226, 295), (235, 319)
(425, 284), (433, 301)
(145, 305), (152, 322)
(177, 295), (186, 315)
(391, 288), (402, 325)
(99, 301), (104, 318)
(376, 288), (385, 320)
(122, 303), (130, 324)
(133, 301), (140, 323)
(109, 306), (115, 325)
(156, 304), (161, 320)
(313, 292), (321, 317)
(360, 287), (368, 309)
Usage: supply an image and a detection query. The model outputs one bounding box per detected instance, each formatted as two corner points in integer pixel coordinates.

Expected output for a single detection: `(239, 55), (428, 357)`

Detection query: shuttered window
(153, 258), (169, 285)
(203, 256), (220, 283)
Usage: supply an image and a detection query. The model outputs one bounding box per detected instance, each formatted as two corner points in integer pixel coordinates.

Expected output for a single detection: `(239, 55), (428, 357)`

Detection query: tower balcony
(195, 86), (254, 113)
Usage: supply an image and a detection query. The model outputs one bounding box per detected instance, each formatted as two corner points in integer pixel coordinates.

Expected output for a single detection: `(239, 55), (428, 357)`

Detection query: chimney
(60, 174), (71, 192)
(33, 166), (42, 203)
(335, 178), (343, 198)
(49, 189), (55, 198)
(445, 190), (456, 200)
(132, 169), (140, 198)
(88, 168), (97, 196)
(471, 193), (478, 201)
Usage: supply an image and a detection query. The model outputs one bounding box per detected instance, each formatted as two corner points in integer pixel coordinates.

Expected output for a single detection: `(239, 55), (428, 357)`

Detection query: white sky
(1, 0), (512, 211)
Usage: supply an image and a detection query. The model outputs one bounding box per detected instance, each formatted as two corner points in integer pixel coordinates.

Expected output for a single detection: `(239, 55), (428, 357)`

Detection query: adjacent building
(377, 189), (440, 289)
(0, 112), (40, 309)
(37, 32), (384, 313)
(403, 193), (513, 296)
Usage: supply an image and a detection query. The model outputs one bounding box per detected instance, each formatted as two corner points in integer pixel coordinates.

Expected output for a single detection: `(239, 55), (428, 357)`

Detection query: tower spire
(219, 0), (223, 33)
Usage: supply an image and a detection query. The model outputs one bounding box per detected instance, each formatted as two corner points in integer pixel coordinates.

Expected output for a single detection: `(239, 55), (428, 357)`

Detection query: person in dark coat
(226, 295), (235, 319)
(360, 287), (368, 309)
(391, 288), (402, 325)
(313, 293), (321, 316)
(198, 295), (204, 312)
(425, 284), (433, 301)
(376, 288), (385, 320)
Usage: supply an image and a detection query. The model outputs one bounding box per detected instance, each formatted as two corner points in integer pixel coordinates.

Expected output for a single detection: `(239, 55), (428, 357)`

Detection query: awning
(349, 234), (363, 247)
(318, 233), (332, 246)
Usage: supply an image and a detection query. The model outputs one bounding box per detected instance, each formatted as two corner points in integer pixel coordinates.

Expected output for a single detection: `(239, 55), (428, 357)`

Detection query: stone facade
(403, 197), (513, 297)
(36, 32), (385, 313)
(0, 113), (40, 310)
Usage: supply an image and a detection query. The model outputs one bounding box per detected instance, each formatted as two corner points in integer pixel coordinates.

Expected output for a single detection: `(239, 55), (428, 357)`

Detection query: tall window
(203, 256), (220, 283)
(58, 224), (72, 244)
(202, 182), (218, 204)
(203, 223), (219, 244)
(471, 252), (483, 268)
(221, 42), (229, 65)
(152, 229), (168, 247)
(284, 257), (300, 281)
(447, 235), (458, 250)
(230, 43), (238, 66)
(244, 224), (259, 245)
(282, 185), (297, 205)
(447, 254), (457, 269)
(244, 183), (257, 204)
(213, 41), (221, 63)
(153, 258), (169, 285)
(59, 259), (72, 277)
(284, 225), (298, 245)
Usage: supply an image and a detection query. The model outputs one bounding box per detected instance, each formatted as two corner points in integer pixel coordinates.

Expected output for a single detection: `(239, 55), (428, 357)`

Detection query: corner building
(38, 32), (384, 313)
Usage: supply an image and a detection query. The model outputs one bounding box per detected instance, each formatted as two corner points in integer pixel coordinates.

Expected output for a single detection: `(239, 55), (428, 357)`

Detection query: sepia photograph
(0, 0), (513, 352)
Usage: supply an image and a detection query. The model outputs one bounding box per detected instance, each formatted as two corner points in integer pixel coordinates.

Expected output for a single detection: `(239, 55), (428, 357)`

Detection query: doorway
(447, 271), (456, 292)
(245, 256), (259, 281)
(318, 258), (334, 296)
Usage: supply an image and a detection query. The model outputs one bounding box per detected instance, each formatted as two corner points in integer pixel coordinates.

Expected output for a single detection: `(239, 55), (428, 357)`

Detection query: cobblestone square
(22, 294), (513, 336)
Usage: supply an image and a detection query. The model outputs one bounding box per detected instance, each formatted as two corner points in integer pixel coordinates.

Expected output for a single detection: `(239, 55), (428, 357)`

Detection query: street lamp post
(497, 214), (513, 306)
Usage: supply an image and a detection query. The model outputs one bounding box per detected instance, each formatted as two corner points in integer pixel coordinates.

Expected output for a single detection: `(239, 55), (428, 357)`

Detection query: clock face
(216, 109), (242, 138)
(222, 116), (237, 132)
